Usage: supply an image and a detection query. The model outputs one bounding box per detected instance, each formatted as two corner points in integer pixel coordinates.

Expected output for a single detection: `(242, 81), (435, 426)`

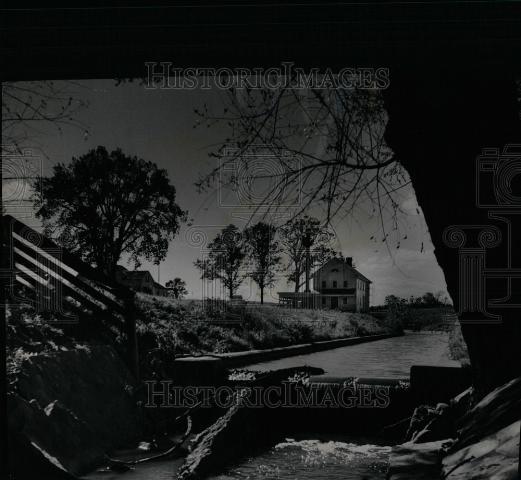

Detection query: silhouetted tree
(243, 222), (282, 304)
(384, 294), (408, 333)
(194, 224), (246, 299)
(422, 292), (437, 306)
(33, 146), (187, 279)
(194, 87), (408, 249)
(279, 216), (336, 292)
(165, 277), (188, 299)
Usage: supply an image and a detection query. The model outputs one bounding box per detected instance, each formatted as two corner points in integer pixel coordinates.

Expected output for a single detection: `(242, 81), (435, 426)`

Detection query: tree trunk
(260, 286), (264, 304)
(294, 271), (301, 293)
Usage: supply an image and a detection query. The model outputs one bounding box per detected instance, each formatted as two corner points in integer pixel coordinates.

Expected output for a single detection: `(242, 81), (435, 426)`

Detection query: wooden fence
(1, 214), (139, 378)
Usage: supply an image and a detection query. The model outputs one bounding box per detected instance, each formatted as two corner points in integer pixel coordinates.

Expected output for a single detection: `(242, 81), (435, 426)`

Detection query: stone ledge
(216, 333), (398, 368)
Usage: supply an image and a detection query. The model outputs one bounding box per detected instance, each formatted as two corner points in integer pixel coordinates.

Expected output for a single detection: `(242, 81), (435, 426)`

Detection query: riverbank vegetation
(447, 322), (471, 366)
(378, 292), (453, 330)
(135, 293), (399, 373)
(376, 293), (470, 366)
(6, 304), (87, 385)
(6, 293), (400, 389)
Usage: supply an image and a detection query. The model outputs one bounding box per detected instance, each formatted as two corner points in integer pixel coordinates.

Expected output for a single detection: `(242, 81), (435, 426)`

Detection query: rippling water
(84, 438), (390, 480)
(84, 458), (184, 480)
(85, 333), (454, 480)
(207, 437), (391, 480)
(243, 332), (459, 378)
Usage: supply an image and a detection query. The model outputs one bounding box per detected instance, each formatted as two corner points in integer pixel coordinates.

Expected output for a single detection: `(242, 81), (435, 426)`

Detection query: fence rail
(2, 214), (139, 378)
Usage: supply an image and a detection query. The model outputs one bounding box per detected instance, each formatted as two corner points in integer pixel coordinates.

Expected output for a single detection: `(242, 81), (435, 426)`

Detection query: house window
(343, 280), (348, 288)
(343, 297), (347, 304)
(333, 280), (337, 288)
(322, 280), (326, 288)
(322, 297), (326, 306)
(332, 268), (339, 272)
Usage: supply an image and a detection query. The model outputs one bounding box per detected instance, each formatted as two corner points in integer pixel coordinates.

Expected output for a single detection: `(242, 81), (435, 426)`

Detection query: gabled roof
(312, 257), (372, 283)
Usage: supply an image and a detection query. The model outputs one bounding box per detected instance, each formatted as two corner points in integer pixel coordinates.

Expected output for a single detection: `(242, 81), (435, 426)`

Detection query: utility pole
(0, 160), (7, 480)
(304, 242), (311, 292)
(302, 228), (313, 308)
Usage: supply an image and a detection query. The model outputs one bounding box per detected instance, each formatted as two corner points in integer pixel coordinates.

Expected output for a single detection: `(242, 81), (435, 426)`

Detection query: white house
(278, 257), (371, 312)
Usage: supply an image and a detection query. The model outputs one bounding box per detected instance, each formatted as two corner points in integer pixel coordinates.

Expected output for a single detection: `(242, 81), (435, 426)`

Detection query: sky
(2, 79), (450, 305)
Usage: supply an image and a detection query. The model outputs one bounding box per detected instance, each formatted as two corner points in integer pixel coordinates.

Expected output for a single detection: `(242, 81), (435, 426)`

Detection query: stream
(84, 332), (457, 480)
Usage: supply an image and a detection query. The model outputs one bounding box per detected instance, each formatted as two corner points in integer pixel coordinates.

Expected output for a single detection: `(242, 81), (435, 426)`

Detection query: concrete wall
(174, 333), (400, 372)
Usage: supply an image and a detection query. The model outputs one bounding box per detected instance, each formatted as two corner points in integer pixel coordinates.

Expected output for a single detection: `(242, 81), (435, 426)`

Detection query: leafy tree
(243, 222), (282, 304)
(435, 290), (450, 306)
(422, 292), (438, 306)
(165, 277), (188, 299)
(408, 295), (424, 307)
(279, 216), (336, 292)
(407, 291), (447, 308)
(33, 146), (187, 279)
(194, 224), (246, 299)
(384, 294), (408, 333)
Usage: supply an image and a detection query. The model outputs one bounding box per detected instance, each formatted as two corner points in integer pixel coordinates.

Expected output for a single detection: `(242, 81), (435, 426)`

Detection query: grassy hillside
(134, 294), (400, 370)
(6, 295), (401, 384)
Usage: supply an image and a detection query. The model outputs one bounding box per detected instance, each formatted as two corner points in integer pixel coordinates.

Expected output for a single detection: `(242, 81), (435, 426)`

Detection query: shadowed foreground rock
(8, 344), (143, 477)
(176, 388), (273, 480)
(177, 366), (324, 480)
(387, 440), (448, 480)
(442, 420), (519, 480)
(8, 429), (78, 480)
(387, 376), (521, 480)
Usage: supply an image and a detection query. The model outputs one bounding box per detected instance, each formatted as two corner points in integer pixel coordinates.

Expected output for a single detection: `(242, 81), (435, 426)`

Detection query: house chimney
(346, 257), (353, 266)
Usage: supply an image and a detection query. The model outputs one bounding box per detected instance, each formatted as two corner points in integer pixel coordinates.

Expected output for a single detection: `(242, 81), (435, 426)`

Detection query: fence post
(124, 291), (139, 381)
(0, 215), (10, 478)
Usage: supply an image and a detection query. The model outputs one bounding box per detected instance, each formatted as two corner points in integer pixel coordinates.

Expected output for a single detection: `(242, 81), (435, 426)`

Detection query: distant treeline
(370, 292), (455, 332)
(369, 291), (451, 311)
